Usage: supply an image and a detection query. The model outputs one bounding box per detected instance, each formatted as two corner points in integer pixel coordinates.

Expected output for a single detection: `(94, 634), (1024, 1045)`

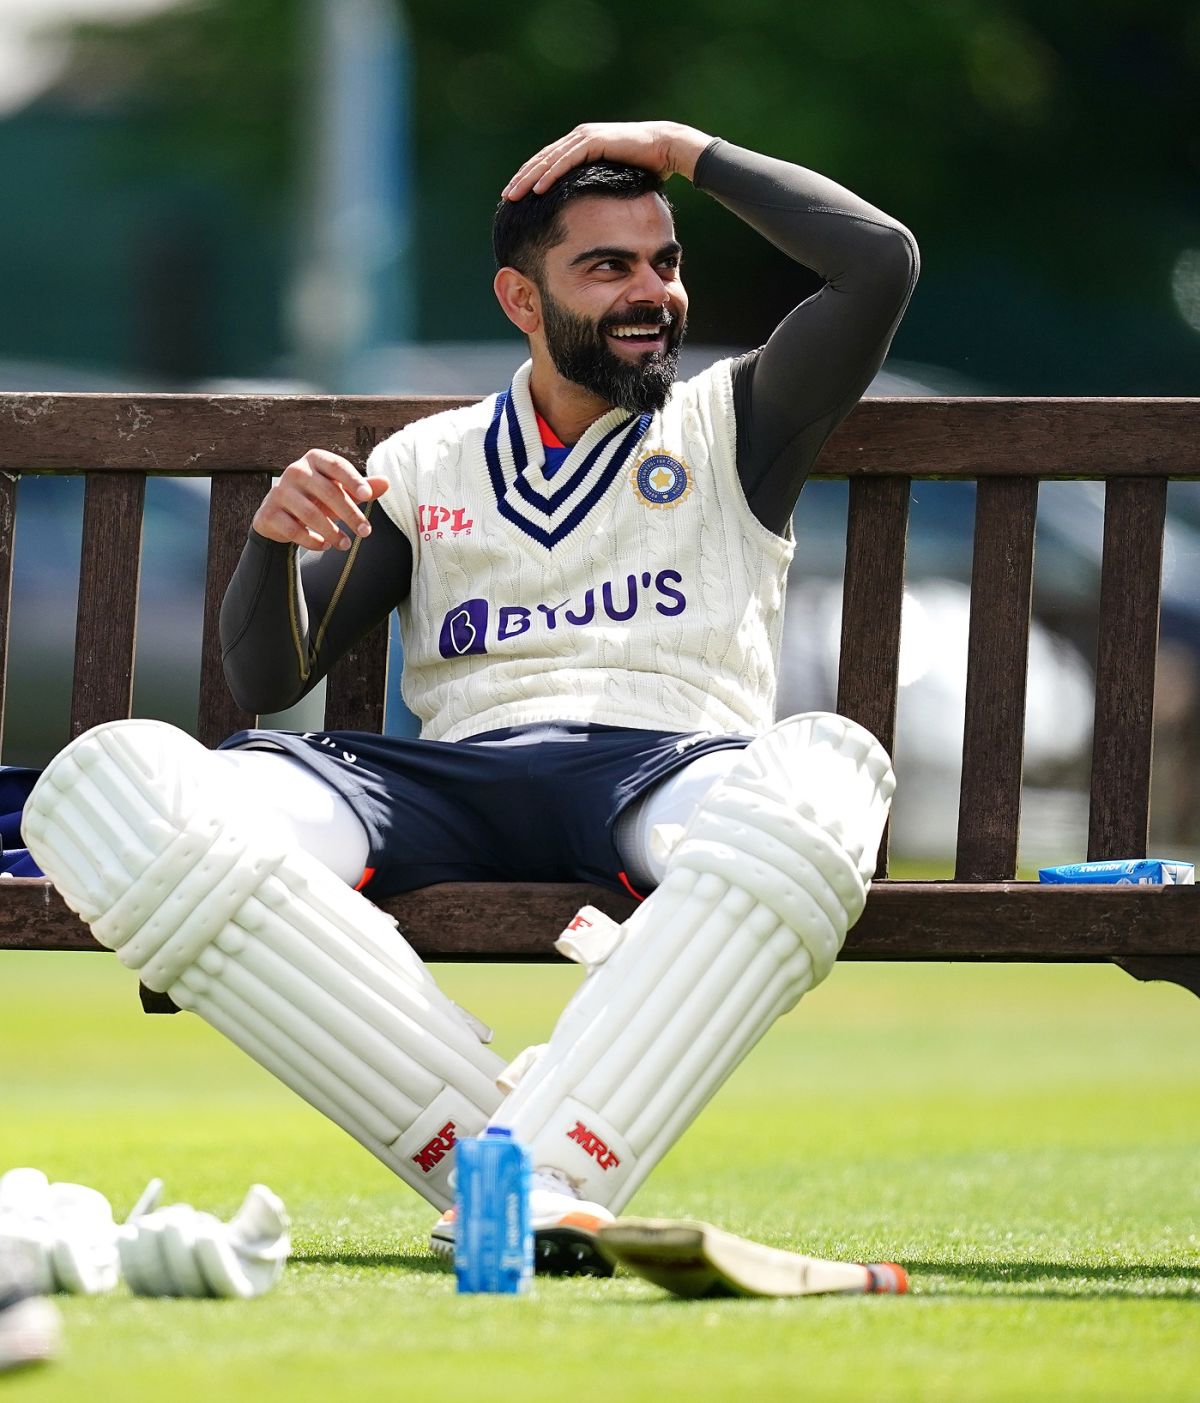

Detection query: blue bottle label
(454, 1130), (533, 1294)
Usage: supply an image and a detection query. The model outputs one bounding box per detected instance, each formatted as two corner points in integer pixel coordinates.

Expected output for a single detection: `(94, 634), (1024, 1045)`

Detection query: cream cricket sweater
(370, 358), (794, 741)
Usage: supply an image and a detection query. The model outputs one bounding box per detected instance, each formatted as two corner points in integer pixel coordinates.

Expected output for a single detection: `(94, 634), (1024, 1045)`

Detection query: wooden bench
(2, 393), (1198, 1005)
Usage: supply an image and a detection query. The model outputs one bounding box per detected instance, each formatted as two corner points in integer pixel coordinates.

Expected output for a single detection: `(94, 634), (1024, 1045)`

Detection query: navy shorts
(219, 722), (751, 899)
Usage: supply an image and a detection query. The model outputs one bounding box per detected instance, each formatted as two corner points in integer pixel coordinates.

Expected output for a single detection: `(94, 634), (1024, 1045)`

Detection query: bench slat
(1087, 477), (1167, 859)
(837, 476), (910, 876)
(3, 396), (1200, 478)
(5, 877), (1194, 962)
(956, 477), (1038, 879)
(0, 395), (468, 474)
(0, 472), (14, 751)
(197, 472), (269, 747)
(69, 473), (144, 737)
(324, 619), (389, 733)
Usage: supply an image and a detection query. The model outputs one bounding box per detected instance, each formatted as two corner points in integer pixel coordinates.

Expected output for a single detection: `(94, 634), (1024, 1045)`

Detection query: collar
(483, 360), (651, 549)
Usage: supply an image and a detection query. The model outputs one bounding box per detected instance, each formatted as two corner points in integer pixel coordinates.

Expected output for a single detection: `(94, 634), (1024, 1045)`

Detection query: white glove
(119, 1184), (290, 1299)
(0, 1168), (120, 1295)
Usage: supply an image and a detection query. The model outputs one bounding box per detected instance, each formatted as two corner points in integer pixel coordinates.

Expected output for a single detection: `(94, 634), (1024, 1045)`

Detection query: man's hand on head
(503, 121), (713, 201)
(252, 449), (389, 552)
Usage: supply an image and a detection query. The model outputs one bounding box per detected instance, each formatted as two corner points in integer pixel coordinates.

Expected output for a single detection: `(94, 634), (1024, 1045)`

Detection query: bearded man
(23, 122), (917, 1275)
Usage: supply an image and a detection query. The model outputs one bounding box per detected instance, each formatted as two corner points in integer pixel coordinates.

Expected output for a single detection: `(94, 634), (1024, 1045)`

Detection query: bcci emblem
(631, 452), (692, 509)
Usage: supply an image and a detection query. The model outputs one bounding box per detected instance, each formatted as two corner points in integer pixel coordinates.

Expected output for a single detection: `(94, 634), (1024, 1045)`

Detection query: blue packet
(1038, 859), (1194, 886)
(454, 1126), (533, 1294)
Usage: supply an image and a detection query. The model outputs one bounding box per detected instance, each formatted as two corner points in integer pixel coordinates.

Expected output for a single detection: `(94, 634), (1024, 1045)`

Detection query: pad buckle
(554, 906), (625, 970)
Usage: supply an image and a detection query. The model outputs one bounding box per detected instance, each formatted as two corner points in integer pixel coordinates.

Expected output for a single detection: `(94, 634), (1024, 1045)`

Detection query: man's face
(535, 193), (688, 414)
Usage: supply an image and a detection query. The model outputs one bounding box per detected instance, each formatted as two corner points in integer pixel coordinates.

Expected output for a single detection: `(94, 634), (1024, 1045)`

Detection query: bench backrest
(2, 393), (1198, 884)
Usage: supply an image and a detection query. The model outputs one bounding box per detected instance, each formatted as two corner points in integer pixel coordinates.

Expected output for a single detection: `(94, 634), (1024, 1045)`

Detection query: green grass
(2, 953), (1197, 1401)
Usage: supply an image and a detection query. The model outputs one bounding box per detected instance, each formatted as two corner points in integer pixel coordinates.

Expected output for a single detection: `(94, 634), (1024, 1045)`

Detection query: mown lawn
(2, 952), (1197, 1402)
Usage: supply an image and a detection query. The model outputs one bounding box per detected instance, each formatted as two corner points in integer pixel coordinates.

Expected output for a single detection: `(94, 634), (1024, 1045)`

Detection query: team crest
(631, 452), (692, 509)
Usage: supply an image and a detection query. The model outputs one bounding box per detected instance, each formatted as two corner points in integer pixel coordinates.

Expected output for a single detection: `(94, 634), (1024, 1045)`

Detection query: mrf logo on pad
(566, 1121), (620, 1172)
(412, 1121), (458, 1174)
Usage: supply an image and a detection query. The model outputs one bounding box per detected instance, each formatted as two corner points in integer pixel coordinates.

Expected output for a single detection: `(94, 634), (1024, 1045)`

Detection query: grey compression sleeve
(221, 142), (918, 710)
(694, 139), (919, 535)
(219, 501), (412, 714)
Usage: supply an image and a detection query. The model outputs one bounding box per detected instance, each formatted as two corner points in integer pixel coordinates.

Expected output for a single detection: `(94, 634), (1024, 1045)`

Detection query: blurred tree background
(2, 0), (1199, 390)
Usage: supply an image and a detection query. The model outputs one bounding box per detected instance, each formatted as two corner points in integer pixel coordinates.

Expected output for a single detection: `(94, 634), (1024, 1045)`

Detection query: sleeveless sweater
(370, 358), (794, 742)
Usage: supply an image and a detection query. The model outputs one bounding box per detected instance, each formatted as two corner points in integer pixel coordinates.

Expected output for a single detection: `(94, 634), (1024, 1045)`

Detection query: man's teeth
(609, 325), (666, 338)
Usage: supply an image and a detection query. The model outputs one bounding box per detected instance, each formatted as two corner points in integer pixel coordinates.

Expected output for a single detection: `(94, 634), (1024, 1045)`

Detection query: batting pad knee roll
(496, 712), (895, 1212)
(22, 720), (504, 1210)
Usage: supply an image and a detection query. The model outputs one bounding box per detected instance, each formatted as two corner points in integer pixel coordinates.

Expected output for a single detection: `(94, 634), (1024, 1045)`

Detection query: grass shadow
(899, 1259), (1200, 1301)
(295, 1250), (450, 1276)
(595, 1260), (1200, 1305)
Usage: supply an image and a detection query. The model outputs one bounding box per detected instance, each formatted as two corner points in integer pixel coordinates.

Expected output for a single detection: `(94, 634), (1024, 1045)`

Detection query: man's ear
(494, 266), (541, 335)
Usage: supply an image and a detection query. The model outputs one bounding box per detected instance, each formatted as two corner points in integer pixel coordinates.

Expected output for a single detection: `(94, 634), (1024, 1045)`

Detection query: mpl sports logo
(417, 504), (473, 540)
(438, 568), (687, 659)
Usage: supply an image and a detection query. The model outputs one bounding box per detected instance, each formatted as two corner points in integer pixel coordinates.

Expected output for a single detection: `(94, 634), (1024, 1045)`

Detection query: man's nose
(625, 260), (669, 305)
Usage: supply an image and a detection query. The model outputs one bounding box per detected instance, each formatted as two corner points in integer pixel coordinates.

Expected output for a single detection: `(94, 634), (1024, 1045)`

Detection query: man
(23, 121), (916, 1275)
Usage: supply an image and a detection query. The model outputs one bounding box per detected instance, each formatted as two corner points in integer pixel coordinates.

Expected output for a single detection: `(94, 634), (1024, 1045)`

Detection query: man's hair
(492, 161), (672, 282)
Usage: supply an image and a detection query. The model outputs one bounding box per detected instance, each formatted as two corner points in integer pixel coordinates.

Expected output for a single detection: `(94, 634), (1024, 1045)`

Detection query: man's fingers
(289, 469), (372, 536)
(297, 448), (366, 493)
(253, 457), (389, 550)
(257, 494), (347, 552)
(504, 124), (662, 199)
(505, 136), (585, 199)
(287, 456), (376, 534)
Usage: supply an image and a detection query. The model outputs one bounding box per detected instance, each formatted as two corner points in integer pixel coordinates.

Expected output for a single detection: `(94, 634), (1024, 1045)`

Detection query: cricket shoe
(0, 1243), (61, 1374)
(430, 1170), (615, 1277)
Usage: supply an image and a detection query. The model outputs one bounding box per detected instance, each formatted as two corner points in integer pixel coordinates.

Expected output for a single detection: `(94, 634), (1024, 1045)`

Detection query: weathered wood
(0, 395), (472, 474)
(1087, 477), (1167, 859)
(6, 878), (1195, 963)
(956, 477), (1038, 880)
(3, 396), (1200, 479)
(1117, 957), (1200, 998)
(2, 395), (1197, 1004)
(69, 473), (145, 737)
(837, 476), (909, 876)
(0, 472), (15, 751)
(324, 619), (389, 733)
(197, 472), (269, 747)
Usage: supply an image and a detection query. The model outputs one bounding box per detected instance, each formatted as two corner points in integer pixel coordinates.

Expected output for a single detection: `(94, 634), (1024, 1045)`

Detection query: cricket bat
(596, 1219), (908, 1299)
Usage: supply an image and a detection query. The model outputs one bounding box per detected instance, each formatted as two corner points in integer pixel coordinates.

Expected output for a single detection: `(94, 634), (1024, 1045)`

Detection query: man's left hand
(503, 121), (712, 201)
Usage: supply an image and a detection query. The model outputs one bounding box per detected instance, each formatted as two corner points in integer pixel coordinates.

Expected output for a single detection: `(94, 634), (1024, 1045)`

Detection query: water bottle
(454, 1126), (533, 1294)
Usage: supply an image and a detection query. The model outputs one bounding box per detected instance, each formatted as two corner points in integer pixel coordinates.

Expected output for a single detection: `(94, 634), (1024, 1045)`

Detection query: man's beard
(539, 286), (686, 414)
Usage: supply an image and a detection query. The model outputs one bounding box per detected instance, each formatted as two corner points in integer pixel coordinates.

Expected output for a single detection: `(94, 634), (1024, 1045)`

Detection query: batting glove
(0, 1168), (120, 1295)
(119, 1182), (290, 1299)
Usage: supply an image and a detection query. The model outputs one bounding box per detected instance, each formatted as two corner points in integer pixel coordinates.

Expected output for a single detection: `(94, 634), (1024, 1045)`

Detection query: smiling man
(24, 122), (917, 1277)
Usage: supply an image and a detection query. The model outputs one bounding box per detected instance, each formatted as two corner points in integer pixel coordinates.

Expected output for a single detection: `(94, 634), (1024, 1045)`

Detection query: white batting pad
(22, 720), (504, 1210)
(496, 712), (895, 1210)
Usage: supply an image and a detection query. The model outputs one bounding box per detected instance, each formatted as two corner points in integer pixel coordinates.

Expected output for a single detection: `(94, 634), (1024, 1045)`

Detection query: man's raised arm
(694, 140), (918, 532)
(505, 121), (919, 534)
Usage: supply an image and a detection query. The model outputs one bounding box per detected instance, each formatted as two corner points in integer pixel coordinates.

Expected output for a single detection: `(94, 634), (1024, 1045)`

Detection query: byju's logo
(437, 569), (686, 659)
(439, 598), (489, 657)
